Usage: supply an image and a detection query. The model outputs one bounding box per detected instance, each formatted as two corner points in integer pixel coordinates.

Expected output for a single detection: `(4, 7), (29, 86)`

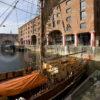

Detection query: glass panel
(72, 70), (100, 100)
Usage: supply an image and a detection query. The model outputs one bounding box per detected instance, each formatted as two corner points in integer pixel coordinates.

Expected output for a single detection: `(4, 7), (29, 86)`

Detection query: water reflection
(0, 49), (36, 73)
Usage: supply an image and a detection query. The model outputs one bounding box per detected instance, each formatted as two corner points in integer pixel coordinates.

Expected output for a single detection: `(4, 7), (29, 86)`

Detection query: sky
(0, 0), (39, 34)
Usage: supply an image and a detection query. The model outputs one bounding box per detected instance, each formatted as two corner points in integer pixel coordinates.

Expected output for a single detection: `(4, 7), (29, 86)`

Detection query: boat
(0, 56), (89, 100)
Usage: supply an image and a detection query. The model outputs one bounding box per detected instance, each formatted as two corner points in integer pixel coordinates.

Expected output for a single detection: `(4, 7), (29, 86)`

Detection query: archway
(78, 32), (90, 45)
(31, 35), (37, 45)
(48, 30), (62, 45)
(20, 38), (23, 45)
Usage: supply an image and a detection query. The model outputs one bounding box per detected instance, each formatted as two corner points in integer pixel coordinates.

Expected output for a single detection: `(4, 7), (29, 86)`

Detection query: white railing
(24, 44), (100, 60)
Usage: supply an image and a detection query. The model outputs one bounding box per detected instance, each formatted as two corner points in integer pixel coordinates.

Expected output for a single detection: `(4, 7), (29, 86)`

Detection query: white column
(74, 34), (78, 47)
(62, 34), (66, 46)
(90, 32), (96, 47)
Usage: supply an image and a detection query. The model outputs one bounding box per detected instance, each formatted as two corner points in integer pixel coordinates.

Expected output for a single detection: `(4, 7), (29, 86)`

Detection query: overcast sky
(0, 0), (38, 34)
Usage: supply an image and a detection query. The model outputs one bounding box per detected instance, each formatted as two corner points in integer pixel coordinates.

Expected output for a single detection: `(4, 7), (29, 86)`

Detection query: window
(80, 0), (86, 11)
(66, 24), (72, 31)
(66, 0), (71, 5)
(57, 20), (60, 24)
(80, 22), (87, 29)
(48, 23), (51, 27)
(52, 15), (55, 27)
(53, 21), (55, 27)
(80, 11), (87, 20)
(66, 8), (71, 14)
(66, 16), (71, 23)
(56, 13), (60, 17)
(80, 0), (87, 20)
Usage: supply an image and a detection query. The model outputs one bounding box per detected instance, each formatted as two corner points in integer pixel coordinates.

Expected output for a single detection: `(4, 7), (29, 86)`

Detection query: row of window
(21, 26), (33, 32)
(66, 22), (87, 32)
(66, 0), (72, 31)
(80, 0), (87, 20)
(49, 0), (87, 31)
(80, 0), (87, 29)
(66, 0), (87, 31)
(52, 13), (61, 27)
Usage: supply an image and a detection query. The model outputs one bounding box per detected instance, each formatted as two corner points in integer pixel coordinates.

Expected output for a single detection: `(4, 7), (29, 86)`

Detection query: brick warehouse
(18, 16), (40, 46)
(19, 0), (100, 47)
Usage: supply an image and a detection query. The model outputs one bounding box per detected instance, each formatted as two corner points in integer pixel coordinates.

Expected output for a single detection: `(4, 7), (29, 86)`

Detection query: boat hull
(33, 67), (88, 100)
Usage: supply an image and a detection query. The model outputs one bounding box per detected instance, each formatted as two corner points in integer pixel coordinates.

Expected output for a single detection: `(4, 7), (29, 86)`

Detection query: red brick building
(45, 0), (100, 47)
(18, 16), (40, 46)
(19, 0), (100, 47)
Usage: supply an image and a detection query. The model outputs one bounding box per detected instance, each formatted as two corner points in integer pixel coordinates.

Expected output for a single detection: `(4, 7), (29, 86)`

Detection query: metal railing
(23, 45), (100, 63)
(45, 45), (100, 55)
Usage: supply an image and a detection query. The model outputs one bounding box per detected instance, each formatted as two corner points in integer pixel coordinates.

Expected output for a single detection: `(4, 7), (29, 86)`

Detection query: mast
(39, 0), (67, 73)
(39, 0), (45, 73)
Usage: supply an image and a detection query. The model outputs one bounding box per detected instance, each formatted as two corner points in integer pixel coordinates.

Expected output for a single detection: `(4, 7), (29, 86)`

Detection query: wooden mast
(39, 0), (67, 73)
(39, 0), (45, 73)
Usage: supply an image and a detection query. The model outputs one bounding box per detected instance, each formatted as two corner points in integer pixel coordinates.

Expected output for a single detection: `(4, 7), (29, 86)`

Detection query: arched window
(31, 35), (37, 45)
(48, 30), (62, 45)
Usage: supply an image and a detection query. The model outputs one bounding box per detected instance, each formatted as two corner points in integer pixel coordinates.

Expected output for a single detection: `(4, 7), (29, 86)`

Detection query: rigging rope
(30, 0), (33, 18)
(0, 0), (19, 27)
(0, 0), (37, 15)
(15, 9), (19, 28)
(0, 0), (18, 18)
(23, 0), (39, 6)
(25, 0), (28, 22)
(0, 7), (10, 18)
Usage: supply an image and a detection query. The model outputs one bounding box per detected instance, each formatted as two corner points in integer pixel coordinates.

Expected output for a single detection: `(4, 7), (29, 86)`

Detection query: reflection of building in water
(24, 52), (33, 63)
(0, 33), (18, 46)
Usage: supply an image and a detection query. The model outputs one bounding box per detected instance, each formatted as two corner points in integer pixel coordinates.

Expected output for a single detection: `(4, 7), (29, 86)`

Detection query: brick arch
(48, 30), (63, 45)
(31, 35), (37, 45)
